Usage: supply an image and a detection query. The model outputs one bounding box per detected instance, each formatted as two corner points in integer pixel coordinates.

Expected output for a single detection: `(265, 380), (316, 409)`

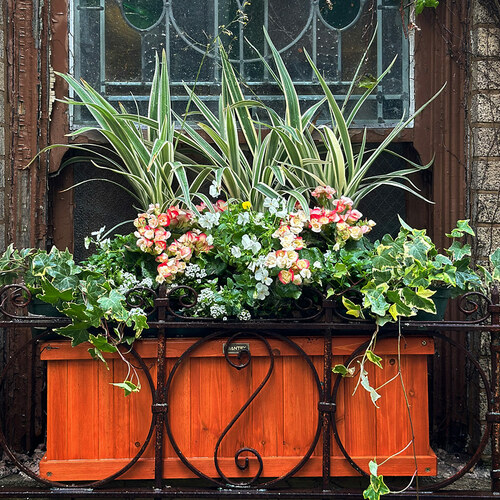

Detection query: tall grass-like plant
(46, 52), (211, 211)
(176, 28), (443, 210)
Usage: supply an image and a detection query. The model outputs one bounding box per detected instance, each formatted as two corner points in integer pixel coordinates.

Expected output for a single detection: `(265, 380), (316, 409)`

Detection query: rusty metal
(490, 287), (500, 493)
(1, 287), (500, 497)
(0, 333), (157, 489)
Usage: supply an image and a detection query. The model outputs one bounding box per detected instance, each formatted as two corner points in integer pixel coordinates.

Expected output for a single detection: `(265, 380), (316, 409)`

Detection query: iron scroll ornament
(0, 334), (157, 489)
(163, 330), (323, 488)
(329, 331), (494, 491)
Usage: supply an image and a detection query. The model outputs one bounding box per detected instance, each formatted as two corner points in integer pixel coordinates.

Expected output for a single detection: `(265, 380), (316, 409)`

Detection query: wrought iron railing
(0, 284), (499, 498)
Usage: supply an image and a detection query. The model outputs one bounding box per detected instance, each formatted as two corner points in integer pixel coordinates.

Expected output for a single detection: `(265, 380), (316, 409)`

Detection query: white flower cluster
(198, 211), (221, 230)
(241, 234), (261, 254)
(116, 272), (140, 294)
(237, 309), (252, 321)
(210, 304), (227, 319)
(185, 263), (208, 279)
(209, 180), (221, 198)
(129, 307), (146, 317)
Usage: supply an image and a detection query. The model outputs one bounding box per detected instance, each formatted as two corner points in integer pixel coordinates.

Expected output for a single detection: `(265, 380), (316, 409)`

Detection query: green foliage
(343, 219), (485, 325)
(363, 460), (390, 500)
(415, 0), (440, 15)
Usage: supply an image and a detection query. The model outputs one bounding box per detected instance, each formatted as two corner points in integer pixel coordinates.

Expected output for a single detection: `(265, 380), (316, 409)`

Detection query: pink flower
(346, 209), (362, 223)
(278, 269), (294, 285)
(158, 213), (170, 227)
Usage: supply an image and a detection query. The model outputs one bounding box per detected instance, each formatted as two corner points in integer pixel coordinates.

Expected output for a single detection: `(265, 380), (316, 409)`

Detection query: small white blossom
(263, 197), (280, 214)
(231, 246), (242, 258)
(209, 180), (221, 198)
(198, 211), (221, 230)
(241, 234), (261, 254)
(206, 234), (214, 245)
(255, 282), (270, 300)
(313, 261), (322, 269)
(237, 212), (250, 225)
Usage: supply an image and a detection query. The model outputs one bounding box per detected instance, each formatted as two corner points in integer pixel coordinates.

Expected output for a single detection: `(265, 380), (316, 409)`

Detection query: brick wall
(0, 2), (6, 252)
(468, 0), (500, 455)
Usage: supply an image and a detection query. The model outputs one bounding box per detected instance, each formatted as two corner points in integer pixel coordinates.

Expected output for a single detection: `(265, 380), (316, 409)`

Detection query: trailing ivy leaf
(366, 350), (383, 369)
(386, 290), (413, 318)
(491, 248), (500, 281)
(333, 364), (355, 377)
(55, 322), (91, 346)
(342, 296), (363, 318)
(446, 219), (475, 238)
(112, 381), (139, 397)
(89, 333), (117, 353)
(129, 311), (149, 337)
(363, 460), (390, 500)
(404, 235), (431, 264)
(88, 347), (109, 367)
(31, 253), (54, 276)
(362, 285), (390, 317)
(97, 289), (128, 318)
(447, 241), (471, 260)
(401, 287), (436, 314)
(37, 279), (74, 305)
(397, 215), (413, 232)
(360, 368), (381, 407)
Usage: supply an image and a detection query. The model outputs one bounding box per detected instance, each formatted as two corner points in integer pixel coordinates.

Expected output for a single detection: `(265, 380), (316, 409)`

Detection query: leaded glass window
(71, 0), (410, 126)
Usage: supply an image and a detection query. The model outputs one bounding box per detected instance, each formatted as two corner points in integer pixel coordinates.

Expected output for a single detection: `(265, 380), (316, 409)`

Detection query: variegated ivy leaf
(491, 248), (500, 281)
(366, 350), (383, 369)
(342, 296), (363, 318)
(360, 368), (381, 407)
(446, 219), (475, 238)
(447, 241), (471, 261)
(332, 364), (355, 377)
(401, 287), (436, 314)
(404, 235), (432, 264)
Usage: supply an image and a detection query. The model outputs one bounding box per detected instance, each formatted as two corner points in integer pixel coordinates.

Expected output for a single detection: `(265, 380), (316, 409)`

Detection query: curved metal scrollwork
(125, 286), (158, 317)
(0, 333), (157, 489)
(163, 330), (323, 488)
(330, 331), (494, 490)
(0, 283), (32, 319)
(458, 291), (492, 323)
(162, 285), (324, 322)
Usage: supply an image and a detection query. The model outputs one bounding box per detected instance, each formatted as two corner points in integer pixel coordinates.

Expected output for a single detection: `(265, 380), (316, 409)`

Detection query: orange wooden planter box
(39, 336), (436, 481)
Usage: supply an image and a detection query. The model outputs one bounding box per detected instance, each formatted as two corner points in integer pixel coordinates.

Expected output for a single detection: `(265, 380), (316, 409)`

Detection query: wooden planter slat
(40, 336), (436, 481)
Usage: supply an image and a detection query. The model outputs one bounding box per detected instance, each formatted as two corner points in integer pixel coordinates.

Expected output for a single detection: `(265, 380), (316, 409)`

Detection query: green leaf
(447, 241), (472, 260)
(89, 334), (117, 353)
(333, 364), (355, 377)
(342, 296), (363, 318)
(55, 322), (90, 346)
(37, 279), (74, 305)
(362, 285), (390, 317)
(404, 235), (431, 264)
(97, 289), (127, 317)
(401, 287), (436, 314)
(366, 350), (383, 369)
(446, 219), (475, 238)
(111, 381), (140, 397)
(491, 248), (500, 281)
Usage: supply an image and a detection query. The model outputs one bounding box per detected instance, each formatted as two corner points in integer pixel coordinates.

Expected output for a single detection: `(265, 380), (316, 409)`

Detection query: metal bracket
(318, 402), (336, 413)
(151, 402), (168, 414)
